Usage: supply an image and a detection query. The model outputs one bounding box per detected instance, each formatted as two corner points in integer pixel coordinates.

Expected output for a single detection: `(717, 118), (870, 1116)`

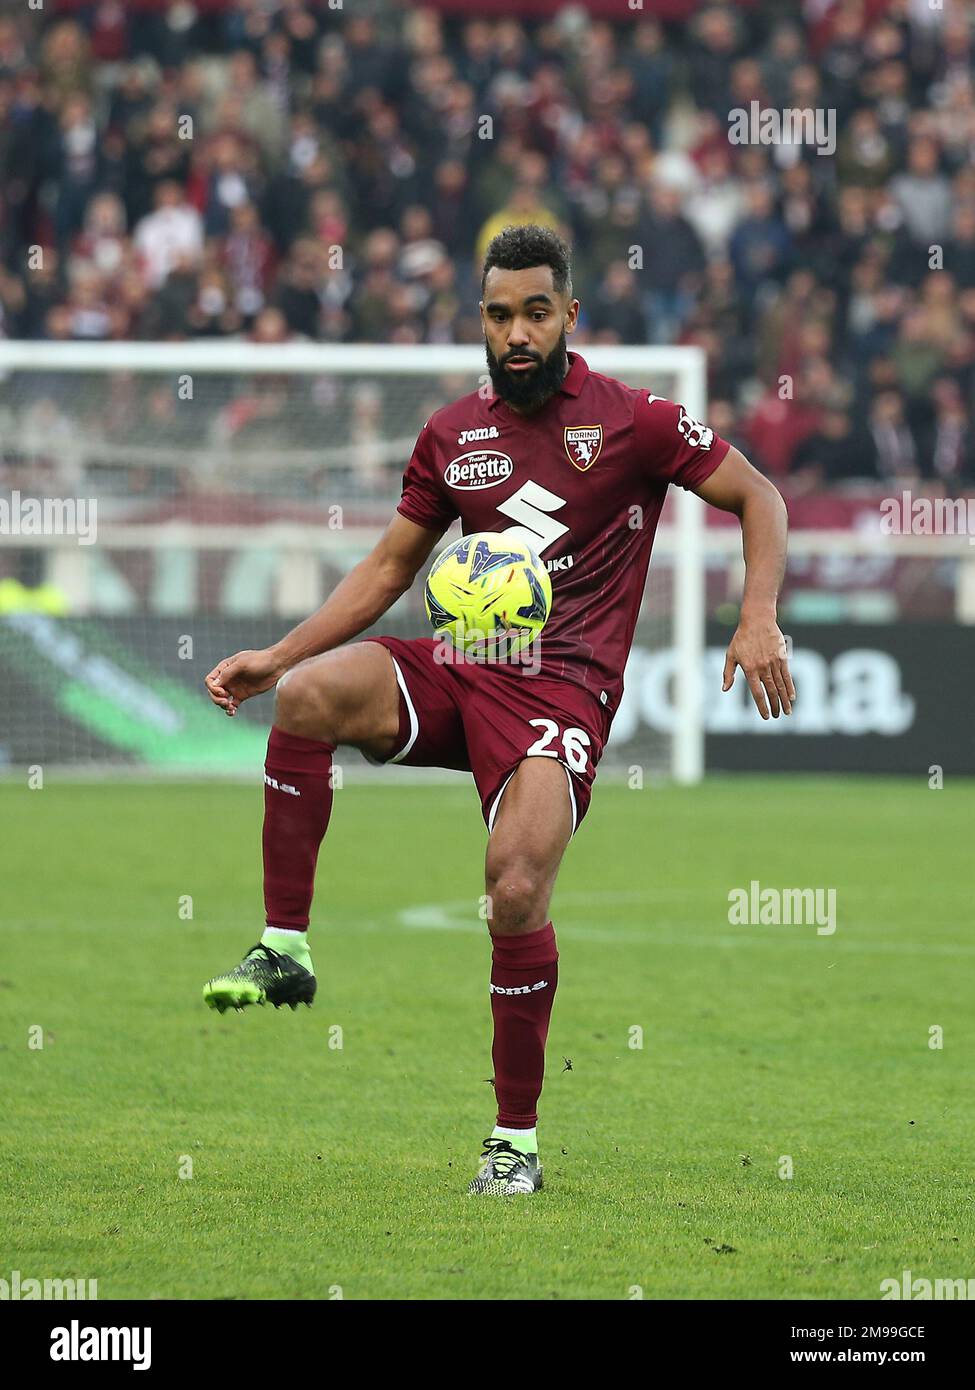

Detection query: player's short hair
(481, 224), (573, 298)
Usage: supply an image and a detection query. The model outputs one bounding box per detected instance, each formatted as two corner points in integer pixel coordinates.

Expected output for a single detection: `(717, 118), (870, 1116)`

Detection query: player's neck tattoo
(485, 332), (569, 415)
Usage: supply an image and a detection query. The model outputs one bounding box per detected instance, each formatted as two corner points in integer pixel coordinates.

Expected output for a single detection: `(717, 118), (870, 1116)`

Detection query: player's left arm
(692, 446), (796, 720)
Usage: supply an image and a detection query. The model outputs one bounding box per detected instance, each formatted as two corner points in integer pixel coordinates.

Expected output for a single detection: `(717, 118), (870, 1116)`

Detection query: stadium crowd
(0, 0), (973, 488)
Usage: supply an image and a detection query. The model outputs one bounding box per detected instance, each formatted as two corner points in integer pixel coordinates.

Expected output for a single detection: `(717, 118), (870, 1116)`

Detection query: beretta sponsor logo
(444, 450), (513, 490)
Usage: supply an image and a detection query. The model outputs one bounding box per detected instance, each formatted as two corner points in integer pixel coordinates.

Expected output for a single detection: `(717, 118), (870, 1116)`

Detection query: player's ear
(565, 298), (580, 334)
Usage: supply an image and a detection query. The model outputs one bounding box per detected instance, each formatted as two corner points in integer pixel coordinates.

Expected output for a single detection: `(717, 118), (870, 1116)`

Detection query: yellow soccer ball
(424, 531), (552, 658)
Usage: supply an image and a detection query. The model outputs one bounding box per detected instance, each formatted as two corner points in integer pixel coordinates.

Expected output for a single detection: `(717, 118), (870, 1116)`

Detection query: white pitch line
(396, 903), (975, 957)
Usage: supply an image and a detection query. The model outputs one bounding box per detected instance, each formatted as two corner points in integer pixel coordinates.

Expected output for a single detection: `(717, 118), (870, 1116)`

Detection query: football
(424, 531), (552, 658)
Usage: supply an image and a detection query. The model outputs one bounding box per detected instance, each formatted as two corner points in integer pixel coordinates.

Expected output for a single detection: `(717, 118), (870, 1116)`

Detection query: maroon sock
(489, 922), (559, 1128)
(262, 727), (335, 930)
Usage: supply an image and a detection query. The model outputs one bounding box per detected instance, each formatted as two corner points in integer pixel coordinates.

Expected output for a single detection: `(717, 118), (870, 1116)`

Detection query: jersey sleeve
(396, 420), (459, 533)
(633, 393), (730, 491)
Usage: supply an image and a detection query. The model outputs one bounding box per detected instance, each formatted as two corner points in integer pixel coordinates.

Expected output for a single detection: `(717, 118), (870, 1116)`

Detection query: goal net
(0, 342), (707, 783)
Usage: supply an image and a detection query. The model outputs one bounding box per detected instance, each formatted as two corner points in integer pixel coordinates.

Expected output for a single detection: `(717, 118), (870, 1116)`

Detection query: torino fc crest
(564, 424), (603, 471)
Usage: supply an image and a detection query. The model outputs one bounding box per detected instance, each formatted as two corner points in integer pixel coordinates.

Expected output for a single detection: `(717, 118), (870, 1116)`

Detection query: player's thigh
(364, 635), (469, 770)
(484, 756), (573, 921)
(274, 640), (400, 753)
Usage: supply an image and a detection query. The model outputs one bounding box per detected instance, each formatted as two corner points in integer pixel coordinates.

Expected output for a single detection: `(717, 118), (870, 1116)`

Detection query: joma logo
(457, 426), (499, 446)
(264, 774), (300, 797)
(490, 980), (549, 995)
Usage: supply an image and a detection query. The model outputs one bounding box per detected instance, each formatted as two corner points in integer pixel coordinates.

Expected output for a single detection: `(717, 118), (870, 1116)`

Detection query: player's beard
(486, 332), (569, 413)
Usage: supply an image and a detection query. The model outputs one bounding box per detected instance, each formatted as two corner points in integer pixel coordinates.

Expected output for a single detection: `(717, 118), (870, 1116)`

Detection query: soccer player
(203, 225), (795, 1196)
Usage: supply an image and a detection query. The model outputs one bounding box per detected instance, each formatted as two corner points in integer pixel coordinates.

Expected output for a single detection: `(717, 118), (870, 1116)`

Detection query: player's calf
(201, 643), (400, 1015)
(470, 757), (572, 1190)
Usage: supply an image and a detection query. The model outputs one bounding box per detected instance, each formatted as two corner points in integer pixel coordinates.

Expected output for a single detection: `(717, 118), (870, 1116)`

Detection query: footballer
(203, 225), (795, 1196)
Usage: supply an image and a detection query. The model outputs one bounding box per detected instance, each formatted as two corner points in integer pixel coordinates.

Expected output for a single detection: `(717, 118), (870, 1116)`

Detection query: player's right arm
(204, 512), (444, 714)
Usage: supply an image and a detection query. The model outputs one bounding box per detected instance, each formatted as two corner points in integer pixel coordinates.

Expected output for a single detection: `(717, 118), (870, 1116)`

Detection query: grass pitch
(1, 775), (971, 1300)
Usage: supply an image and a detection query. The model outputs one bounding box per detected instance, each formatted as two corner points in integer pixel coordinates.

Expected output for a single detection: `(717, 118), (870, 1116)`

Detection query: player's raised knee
(488, 869), (544, 934)
(273, 662), (334, 740)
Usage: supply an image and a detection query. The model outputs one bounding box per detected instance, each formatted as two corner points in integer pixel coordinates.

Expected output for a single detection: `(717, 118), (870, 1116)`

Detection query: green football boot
(203, 943), (316, 1014)
(467, 1137), (543, 1195)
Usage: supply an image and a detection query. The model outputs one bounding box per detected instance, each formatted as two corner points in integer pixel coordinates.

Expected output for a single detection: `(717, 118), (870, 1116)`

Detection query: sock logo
(264, 774), (300, 796)
(490, 980), (549, 995)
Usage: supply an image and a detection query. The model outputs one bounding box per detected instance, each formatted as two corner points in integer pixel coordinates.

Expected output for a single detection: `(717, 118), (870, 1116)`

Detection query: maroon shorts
(365, 636), (612, 832)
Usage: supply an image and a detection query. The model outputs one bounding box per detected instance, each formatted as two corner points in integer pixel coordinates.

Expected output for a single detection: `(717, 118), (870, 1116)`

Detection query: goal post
(0, 341), (708, 782)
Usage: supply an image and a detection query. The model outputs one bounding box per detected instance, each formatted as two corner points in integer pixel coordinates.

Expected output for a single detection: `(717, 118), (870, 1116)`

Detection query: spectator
(201, 133), (261, 239)
(475, 181), (562, 267)
(23, 248), (65, 340)
(203, 48), (287, 161)
(222, 201), (276, 321)
(793, 405), (878, 485)
(64, 264), (114, 340)
(588, 260), (647, 344)
(925, 377), (974, 485)
(0, 263), (25, 338)
(73, 191), (128, 279)
(687, 6), (741, 121)
(125, 101), (192, 225)
(185, 266), (243, 339)
(836, 107), (898, 189)
(637, 183), (706, 343)
(728, 181), (792, 305)
(39, 20), (91, 104)
(890, 137), (953, 245)
(272, 236), (324, 339)
(429, 159), (472, 259)
(946, 203), (975, 289)
(870, 389), (920, 482)
(133, 180), (204, 290)
(627, 20), (673, 146)
(685, 143), (746, 259)
(53, 94), (99, 246)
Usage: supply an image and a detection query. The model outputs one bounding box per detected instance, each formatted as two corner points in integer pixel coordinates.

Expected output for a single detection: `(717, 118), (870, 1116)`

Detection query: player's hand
(722, 616), (795, 720)
(205, 648), (286, 716)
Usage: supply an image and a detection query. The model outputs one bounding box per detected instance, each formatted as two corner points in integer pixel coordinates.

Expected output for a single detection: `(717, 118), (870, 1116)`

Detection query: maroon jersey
(397, 351), (729, 715)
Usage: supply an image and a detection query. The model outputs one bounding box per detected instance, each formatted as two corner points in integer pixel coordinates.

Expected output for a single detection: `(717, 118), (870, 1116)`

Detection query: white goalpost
(0, 341), (708, 782)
